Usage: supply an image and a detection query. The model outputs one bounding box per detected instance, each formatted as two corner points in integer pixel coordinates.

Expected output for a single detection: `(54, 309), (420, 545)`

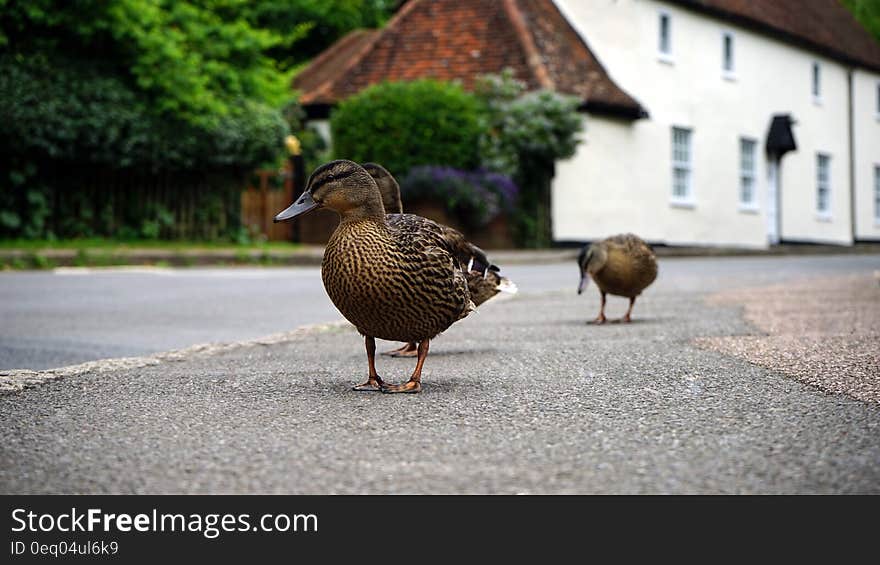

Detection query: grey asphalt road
(1, 255), (874, 370)
(1, 254), (879, 494)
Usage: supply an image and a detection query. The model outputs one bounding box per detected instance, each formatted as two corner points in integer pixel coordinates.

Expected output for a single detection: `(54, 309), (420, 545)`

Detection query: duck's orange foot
(381, 343), (418, 357)
(380, 380), (422, 394)
(352, 377), (384, 392)
(621, 314), (632, 323)
(590, 314), (607, 325)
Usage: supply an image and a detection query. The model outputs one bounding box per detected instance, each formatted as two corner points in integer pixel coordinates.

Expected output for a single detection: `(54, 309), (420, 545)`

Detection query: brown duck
(577, 233), (658, 324)
(360, 162), (517, 357)
(274, 160), (476, 393)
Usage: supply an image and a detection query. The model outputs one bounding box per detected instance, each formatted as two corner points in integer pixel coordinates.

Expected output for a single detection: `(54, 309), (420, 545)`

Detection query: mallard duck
(360, 162), (516, 357)
(361, 162), (403, 214)
(577, 233), (658, 324)
(274, 159), (475, 393)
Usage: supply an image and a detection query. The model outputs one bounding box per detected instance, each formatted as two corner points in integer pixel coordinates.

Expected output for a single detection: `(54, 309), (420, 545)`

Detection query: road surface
(1, 254), (878, 493)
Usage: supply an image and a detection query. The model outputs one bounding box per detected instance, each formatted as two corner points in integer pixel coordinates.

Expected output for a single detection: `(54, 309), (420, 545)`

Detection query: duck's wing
(436, 223), (499, 275)
(386, 213), (474, 320)
(387, 214), (457, 262)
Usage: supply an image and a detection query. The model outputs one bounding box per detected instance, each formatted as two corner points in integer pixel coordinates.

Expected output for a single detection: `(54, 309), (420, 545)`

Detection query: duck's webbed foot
(352, 376), (384, 391)
(380, 380), (421, 394)
(381, 342), (419, 357)
(380, 339), (429, 394)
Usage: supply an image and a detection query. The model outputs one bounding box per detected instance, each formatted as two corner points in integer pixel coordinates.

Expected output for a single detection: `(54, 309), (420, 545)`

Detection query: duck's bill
(577, 273), (589, 295)
(274, 191), (318, 223)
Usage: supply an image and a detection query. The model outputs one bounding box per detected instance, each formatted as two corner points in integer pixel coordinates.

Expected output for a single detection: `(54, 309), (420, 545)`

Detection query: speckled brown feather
(586, 233), (658, 297)
(323, 213), (473, 343)
(362, 162), (511, 308)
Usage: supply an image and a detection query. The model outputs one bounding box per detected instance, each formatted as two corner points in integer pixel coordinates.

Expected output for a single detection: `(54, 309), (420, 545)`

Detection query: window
(812, 62), (821, 102)
(658, 12), (672, 59)
(722, 32), (735, 76)
(816, 153), (831, 216)
(739, 138), (757, 208)
(874, 165), (880, 221)
(671, 127), (693, 204)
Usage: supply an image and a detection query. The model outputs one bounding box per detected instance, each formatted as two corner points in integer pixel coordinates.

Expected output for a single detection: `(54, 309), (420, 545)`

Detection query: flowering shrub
(400, 166), (518, 229)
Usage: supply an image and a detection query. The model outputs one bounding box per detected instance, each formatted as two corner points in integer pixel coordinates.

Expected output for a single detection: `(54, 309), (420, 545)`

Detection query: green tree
(474, 70), (582, 247)
(330, 79), (484, 176)
(1, 1), (395, 239)
(843, 0), (880, 42)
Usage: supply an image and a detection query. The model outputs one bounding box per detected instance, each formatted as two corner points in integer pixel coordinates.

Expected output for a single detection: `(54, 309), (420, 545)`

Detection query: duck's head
(273, 159), (383, 223)
(361, 162), (403, 214)
(576, 245), (592, 295)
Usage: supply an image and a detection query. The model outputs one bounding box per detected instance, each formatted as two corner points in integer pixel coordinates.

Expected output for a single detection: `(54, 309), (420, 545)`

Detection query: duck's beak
(274, 191), (319, 223)
(577, 272), (589, 295)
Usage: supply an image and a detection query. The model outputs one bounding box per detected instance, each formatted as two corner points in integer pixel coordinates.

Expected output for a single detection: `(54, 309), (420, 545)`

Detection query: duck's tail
(496, 276), (518, 295)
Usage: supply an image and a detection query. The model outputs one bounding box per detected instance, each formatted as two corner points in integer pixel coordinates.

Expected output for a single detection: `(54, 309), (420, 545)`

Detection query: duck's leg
(352, 336), (385, 391)
(621, 297), (636, 323)
(381, 342), (418, 358)
(591, 291), (607, 324)
(381, 339), (428, 394)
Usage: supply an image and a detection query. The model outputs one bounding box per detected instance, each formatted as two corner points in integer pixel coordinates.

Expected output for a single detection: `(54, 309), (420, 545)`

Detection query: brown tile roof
(293, 0), (646, 118)
(669, 0), (880, 72)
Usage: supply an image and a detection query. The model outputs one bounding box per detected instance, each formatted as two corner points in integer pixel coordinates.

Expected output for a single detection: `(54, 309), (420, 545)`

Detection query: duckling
(274, 159), (474, 393)
(577, 233), (657, 324)
(360, 162), (517, 357)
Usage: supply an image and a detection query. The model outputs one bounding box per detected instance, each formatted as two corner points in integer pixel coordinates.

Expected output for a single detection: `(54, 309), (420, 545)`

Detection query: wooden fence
(38, 164), (243, 240)
(240, 164), (296, 242)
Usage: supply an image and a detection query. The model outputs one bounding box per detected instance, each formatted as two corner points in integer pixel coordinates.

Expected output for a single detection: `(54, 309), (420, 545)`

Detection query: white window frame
(722, 30), (736, 80)
(816, 153), (832, 219)
(874, 164), (880, 225)
(876, 81), (880, 120)
(738, 137), (758, 212)
(657, 10), (673, 64)
(811, 61), (822, 105)
(671, 126), (694, 207)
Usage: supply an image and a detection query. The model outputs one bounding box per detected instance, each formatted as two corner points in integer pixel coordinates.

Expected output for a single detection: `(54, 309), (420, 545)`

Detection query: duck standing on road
(273, 160), (476, 393)
(577, 233), (658, 324)
(360, 162), (516, 357)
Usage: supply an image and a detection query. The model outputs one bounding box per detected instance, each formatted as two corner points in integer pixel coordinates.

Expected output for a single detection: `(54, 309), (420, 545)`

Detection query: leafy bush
(474, 70), (583, 247)
(400, 166), (518, 229)
(475, 69), (582, 177)
(330, 80), (484, 176)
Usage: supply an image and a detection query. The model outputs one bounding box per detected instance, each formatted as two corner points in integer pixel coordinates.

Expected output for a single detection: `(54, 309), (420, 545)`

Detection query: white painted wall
(853, 69), (880, 240)
(552, 0), (863, 246)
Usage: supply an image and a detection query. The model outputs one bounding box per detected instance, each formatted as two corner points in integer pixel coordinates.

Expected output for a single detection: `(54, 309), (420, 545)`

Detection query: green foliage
(329, 80), (484, 176)
(843, 0), (880, 41)
(474, 70), (583, 247)
(475, 69), (582, 178)
(0, 55), (289, 171)
(0, 0), (298, 126)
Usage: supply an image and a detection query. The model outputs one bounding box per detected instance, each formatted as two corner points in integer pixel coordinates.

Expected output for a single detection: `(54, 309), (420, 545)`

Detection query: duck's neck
(338, 200), (387, 224)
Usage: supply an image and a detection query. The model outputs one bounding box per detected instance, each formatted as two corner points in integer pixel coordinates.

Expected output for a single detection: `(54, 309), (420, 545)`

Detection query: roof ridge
(503, 0), (555, 90)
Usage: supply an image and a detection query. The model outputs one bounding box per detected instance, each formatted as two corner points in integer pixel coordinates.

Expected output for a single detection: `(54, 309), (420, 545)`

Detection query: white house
(293, 0), (880, 248)
(551, 0), (880, 247)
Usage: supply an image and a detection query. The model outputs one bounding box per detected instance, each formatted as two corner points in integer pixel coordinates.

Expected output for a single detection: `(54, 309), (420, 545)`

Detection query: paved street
(1, 254), (879, 493)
